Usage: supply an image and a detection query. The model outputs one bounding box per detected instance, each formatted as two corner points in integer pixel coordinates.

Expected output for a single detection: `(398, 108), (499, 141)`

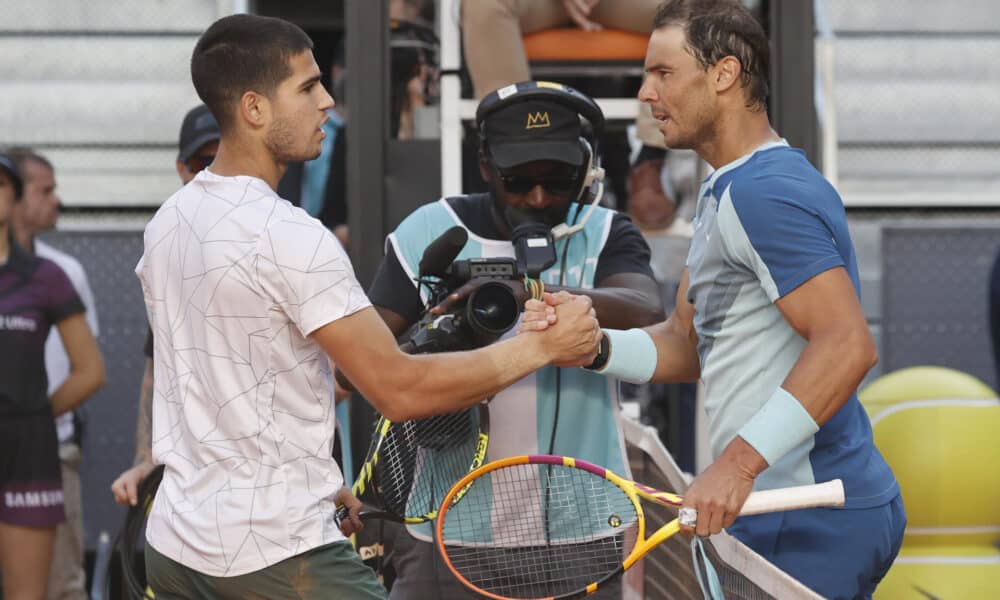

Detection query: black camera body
(399, 225), (556, 354)
(400, 256), (523, 354)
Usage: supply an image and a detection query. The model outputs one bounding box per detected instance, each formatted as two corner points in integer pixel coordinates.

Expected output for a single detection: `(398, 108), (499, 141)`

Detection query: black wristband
(583, 331), (610, 371)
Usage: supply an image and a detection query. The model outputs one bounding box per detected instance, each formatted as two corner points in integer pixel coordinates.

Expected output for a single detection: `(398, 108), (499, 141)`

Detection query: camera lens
(466, 281), (520, 337)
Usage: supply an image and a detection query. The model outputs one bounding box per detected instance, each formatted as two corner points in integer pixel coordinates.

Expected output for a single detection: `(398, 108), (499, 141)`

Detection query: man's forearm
(646, 314), (701, 383)
(318, 301), (598, 422)
(577, 271), (697, 384)
(335, 333), (552, 415)
(133, 358), (154, 465)
(735, 326), (875, 471)
(50, 367), (105, 416)
(782, 326), (877, 425)
(768, 267), (879, 426)
(51, 315), (106, 416)
(368, 332), (552, 421)
(549, 284), (665, 330)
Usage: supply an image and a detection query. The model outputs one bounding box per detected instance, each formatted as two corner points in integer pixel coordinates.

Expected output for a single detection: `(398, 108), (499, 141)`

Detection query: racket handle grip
(335, 505), (405, 524)
(740, 479), (845, 515)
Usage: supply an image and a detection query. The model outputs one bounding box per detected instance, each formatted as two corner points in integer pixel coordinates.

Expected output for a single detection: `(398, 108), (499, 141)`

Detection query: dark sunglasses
(498, 171), (578, 196)
(186, 154), (216, 174)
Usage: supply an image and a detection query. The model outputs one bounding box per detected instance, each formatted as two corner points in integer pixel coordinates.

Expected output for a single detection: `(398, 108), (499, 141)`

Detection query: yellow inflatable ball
(859, 365), (995, 411)
(859, 367), (1000, 599)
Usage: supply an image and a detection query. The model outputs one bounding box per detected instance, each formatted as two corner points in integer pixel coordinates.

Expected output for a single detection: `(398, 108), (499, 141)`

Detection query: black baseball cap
(177, 104), (221, 163)
(0, 152), (23, 199)
(483, 99), (584, 170)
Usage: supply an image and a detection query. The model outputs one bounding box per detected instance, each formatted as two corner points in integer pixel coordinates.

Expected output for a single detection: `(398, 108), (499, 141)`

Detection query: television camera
(400, 223), (557, 354)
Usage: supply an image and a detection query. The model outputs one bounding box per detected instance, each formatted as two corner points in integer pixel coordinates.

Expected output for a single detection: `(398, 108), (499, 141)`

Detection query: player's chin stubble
(264, 116), (308, 163)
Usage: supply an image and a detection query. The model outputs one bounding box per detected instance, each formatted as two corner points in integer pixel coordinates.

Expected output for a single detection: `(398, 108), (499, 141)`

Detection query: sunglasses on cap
(186, 154), (216, 174)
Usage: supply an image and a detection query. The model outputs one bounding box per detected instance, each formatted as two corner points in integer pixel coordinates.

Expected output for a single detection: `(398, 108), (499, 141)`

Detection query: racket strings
(373, 408), (483, 517)
(441, 463), (639, 599)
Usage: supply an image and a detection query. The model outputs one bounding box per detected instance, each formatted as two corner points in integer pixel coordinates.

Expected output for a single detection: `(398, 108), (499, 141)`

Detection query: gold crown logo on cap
(525, 111), (551, 129)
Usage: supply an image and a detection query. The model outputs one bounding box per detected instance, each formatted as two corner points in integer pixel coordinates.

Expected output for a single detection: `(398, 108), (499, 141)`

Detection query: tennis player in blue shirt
(522, 2), (905, 598)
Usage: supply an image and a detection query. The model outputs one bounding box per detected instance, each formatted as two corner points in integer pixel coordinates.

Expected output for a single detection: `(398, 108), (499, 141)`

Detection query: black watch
(583, 331), (610, 371)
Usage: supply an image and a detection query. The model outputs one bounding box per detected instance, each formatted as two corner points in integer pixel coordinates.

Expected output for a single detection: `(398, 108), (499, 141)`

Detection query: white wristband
(594, 328), (657, 384)
(738, 387), (819, 467)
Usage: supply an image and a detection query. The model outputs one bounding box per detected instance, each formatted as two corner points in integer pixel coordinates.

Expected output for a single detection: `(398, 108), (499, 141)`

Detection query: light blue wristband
(594, 328), (657, 384)
(738, 387), (819, 467)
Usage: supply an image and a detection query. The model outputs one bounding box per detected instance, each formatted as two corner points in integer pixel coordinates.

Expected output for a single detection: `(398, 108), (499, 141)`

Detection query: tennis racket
(337, 402), (490, 525)
(435, 454), (845, 600)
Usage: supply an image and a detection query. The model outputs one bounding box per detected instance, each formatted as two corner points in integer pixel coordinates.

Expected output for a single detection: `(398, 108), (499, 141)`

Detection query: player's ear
(712, 56), (741, 95)
(239, 90), (271, 130)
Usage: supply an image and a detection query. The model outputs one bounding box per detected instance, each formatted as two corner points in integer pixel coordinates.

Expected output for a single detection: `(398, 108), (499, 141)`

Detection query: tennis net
(621, 417), (823, 600)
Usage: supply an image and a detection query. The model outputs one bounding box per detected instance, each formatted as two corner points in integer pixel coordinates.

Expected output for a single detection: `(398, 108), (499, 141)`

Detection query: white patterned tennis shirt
(136, 169), (370, 576)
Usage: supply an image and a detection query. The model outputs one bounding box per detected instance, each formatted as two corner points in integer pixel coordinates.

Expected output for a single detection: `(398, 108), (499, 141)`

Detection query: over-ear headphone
(475, 81), (607, 214)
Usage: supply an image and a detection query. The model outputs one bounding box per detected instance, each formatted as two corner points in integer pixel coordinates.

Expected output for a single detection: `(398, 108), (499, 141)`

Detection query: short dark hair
(654, 0), (769, 111)
(191, 14), (314, 132)
(5, 146), (54, 174)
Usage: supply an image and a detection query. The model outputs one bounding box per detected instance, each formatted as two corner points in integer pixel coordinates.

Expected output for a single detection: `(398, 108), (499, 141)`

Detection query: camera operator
(366, 81), (665, 599)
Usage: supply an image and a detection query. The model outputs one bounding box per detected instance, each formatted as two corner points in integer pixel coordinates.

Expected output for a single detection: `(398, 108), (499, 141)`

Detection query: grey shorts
(146, 540), (387, 600)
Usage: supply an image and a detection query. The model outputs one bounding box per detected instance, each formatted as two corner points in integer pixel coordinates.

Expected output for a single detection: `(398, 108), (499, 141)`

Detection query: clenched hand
(529, 292), (601, 367)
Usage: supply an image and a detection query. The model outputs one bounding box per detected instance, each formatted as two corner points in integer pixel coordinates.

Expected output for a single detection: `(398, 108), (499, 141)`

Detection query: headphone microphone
(552, 138), (606, 241)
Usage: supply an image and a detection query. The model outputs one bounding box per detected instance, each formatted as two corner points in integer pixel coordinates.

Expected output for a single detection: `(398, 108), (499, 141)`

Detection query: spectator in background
(173, 105), (221, 184)
(626, 141), (678, 229)
(0, 151), (105, 600)
(7, 148), (101, 600)
(461, 0), (677, 229)
(110, 104), (220, 507)
(389, 19), (439, 141)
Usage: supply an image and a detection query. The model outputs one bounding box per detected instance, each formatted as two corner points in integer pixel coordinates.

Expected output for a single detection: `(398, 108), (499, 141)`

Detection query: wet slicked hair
(191, 14), (314, 132)
(654, 0), (769, 111)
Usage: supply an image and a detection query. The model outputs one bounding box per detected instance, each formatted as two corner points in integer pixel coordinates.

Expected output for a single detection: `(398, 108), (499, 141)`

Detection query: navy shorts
(0, 410), (65, 527)
(728, 494), (906, 600)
